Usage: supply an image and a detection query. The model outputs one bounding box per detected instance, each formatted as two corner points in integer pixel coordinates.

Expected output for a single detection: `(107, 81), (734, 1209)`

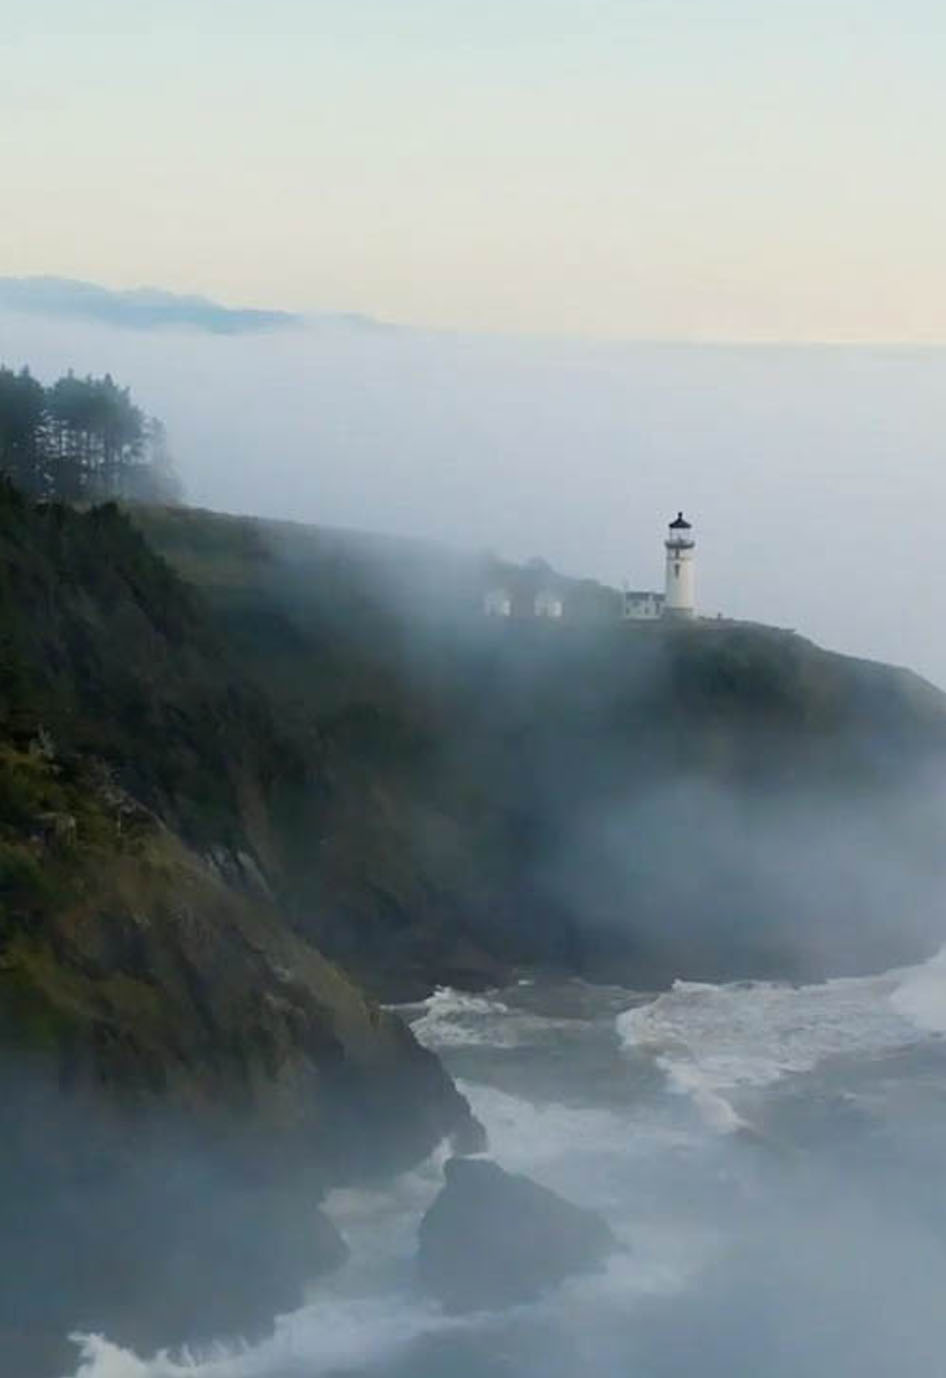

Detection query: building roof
(669, 511), (692, 529)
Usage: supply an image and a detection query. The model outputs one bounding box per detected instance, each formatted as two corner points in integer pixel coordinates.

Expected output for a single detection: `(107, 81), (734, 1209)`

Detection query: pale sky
(2, 0), (945, 340)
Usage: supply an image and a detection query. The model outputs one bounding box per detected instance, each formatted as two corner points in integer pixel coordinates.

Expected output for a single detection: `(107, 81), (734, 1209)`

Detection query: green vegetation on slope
(0, 483), (474, 1372)
(0, 484), (296, 857)
(0, 481), (469, 1148)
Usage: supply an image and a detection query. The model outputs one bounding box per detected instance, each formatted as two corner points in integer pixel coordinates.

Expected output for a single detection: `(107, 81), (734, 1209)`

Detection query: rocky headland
(3, 485), (946, 1371)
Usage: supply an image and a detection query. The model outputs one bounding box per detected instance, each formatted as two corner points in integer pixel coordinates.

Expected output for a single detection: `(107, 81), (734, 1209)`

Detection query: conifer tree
(0, 366), (179, 503)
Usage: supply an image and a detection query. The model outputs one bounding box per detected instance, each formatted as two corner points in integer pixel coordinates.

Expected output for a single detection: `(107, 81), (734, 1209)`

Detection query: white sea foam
(458, 1079), (635, 1173)
(889, 946), (946, 1032)
(68, 1295), (477, 1378)
(618, 947), (946, 1132)
(409, 985), (575, 1050)
(409, 987), (514, 1048)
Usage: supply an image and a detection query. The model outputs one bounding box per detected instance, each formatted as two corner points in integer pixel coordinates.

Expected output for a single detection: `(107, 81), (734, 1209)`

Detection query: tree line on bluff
(0, 364), (181, 503)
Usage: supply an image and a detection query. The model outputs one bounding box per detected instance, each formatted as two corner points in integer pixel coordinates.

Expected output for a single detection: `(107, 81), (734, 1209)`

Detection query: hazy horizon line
(4, 274), (946, 351)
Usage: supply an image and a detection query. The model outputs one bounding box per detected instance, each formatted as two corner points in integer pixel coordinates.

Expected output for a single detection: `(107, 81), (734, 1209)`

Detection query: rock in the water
(417, 1157), (617, 1312)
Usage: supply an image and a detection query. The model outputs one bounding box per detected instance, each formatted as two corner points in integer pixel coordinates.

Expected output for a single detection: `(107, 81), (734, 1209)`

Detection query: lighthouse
(664, 512), (696, 619)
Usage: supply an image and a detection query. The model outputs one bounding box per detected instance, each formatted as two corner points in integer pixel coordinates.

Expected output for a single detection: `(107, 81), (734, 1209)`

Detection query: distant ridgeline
(0, 365), (181, 502)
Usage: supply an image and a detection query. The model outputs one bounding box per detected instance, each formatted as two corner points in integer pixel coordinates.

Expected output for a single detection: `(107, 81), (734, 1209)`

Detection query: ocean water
(67, 952), (946, 1378)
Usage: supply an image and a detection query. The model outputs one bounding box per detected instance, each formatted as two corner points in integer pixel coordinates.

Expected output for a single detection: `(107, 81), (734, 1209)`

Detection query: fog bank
(2, 306), (944, 685)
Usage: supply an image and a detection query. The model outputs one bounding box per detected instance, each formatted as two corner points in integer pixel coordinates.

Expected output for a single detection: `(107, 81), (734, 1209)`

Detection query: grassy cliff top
(123, 503), (946, 996)
(132, 502), (946, 763)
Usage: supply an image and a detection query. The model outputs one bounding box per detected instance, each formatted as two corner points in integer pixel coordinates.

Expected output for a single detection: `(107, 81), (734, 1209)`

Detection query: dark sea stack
(417, 1157), (618, 1312)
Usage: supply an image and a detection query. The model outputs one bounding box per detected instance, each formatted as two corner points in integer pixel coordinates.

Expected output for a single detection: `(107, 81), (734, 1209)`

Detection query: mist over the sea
(66, 954), (946, 1378)
(2, 301), (945, 685)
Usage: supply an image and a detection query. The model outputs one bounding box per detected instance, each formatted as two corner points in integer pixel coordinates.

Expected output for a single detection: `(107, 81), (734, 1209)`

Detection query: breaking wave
(617, 946), (946, 1132)
(410, 985), (572, 1050)
(408, 987), (514, 1048)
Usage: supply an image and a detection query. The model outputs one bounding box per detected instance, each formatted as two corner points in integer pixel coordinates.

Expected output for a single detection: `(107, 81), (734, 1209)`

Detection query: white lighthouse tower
(663, 511), (696, 619)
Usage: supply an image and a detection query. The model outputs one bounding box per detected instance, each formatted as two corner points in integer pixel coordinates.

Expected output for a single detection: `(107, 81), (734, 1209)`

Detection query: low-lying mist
(143, 498), (946, 998)
(3, 302), (946, 685)
(547, 774), (946, 986)
(0, 1052), (343, 1378)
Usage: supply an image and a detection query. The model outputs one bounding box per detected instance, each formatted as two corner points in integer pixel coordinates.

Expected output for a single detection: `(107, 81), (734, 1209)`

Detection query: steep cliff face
(0, 486), (475, 1372)
(1, 745), (468, 1176)
(0, 488), (466, 1157)
(1, 754), (470, 1367)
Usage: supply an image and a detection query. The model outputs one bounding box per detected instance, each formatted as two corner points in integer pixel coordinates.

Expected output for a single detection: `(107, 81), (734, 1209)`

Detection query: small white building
(483, 587), (512, 618)
(534, 589), (564, 620)
(622, 589), (664, 621)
